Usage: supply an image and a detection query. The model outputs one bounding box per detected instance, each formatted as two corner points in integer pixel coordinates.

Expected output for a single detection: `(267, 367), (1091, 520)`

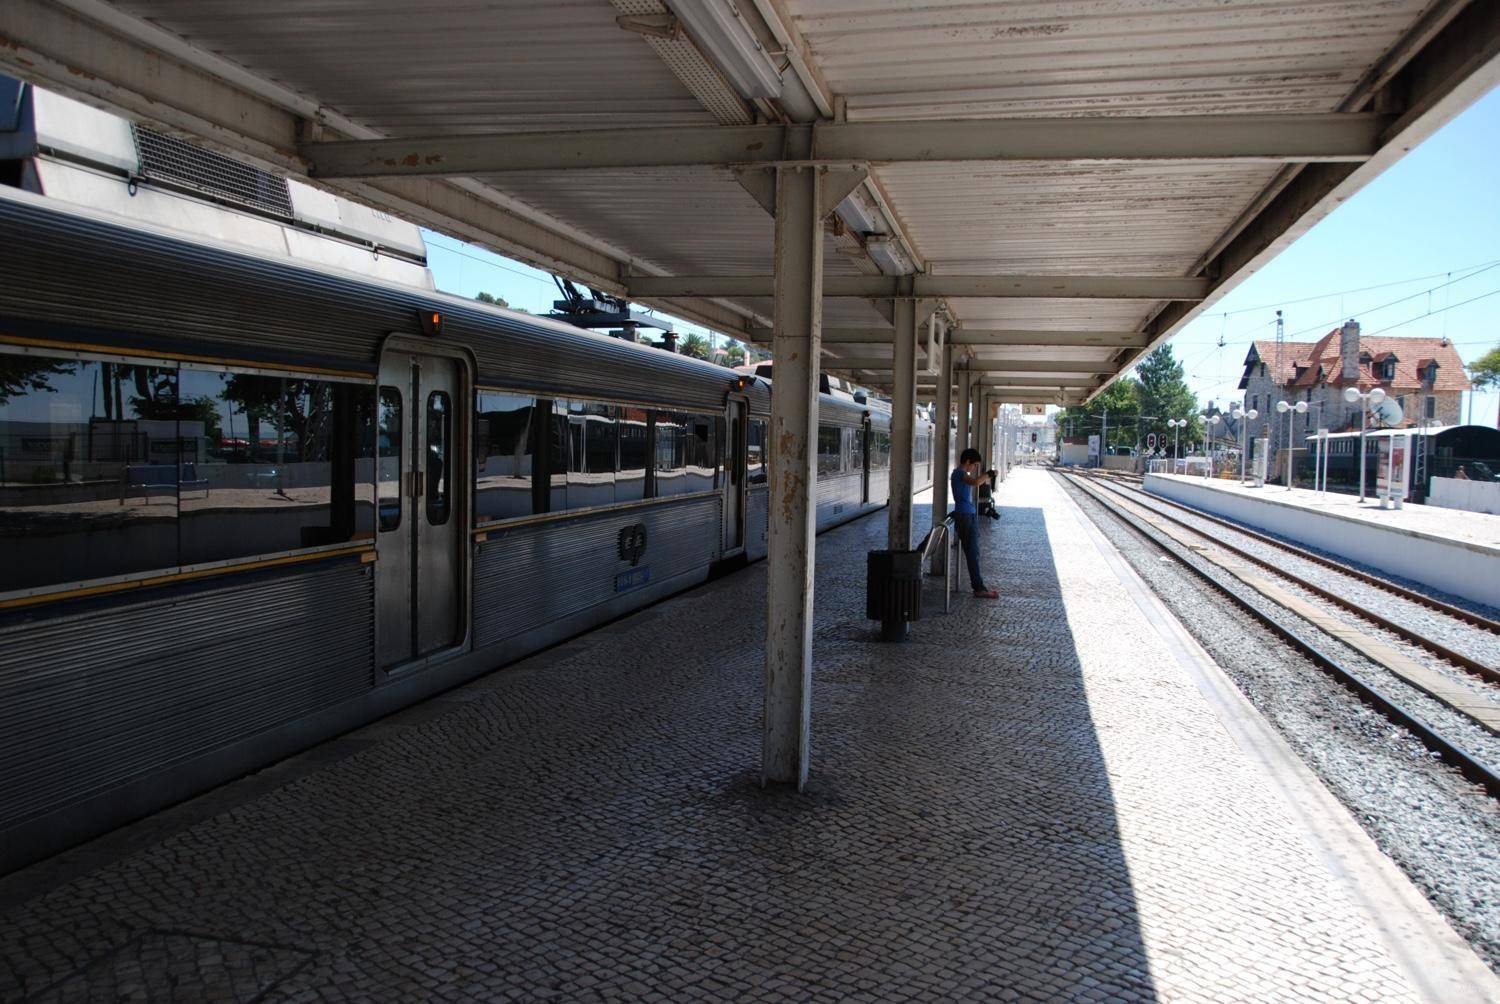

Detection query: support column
(887, 284), (917, 550)
(979, 394), (993, 465)
(931, 321), (953, 574)
(955, 367), (970, 457)
(762, 164), (825, 789)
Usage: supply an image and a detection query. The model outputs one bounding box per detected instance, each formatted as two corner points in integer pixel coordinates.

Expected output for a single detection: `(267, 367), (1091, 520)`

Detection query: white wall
(1429, 477), (1500, 516)
(1144, 474), (1500, 608)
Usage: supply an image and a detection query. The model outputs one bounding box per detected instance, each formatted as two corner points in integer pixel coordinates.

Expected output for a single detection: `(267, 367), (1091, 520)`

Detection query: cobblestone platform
(2, 468), (1493, 1002)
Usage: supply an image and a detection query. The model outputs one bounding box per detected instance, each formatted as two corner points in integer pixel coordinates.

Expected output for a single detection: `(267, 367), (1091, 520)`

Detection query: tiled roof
(1243, 330), (1470, 392)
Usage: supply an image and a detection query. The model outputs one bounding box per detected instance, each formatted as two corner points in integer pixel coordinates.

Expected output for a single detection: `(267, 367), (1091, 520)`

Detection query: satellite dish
(1373, 396), (1404, 428)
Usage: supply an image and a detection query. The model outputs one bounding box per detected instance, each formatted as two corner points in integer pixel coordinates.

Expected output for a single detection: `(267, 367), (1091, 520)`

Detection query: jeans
(953, 512), (986, 592)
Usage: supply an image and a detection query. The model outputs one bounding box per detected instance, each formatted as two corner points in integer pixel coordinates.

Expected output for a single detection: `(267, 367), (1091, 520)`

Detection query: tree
(0, 355), (76, 406)
(1056, 377), (1140, 453)
(721, 341), (746, 368)
(680, 333), (711, 360)
(1470, 345), (1500, 426)
(475, 291), (509, 308)
(1135, 345), (1200, 452)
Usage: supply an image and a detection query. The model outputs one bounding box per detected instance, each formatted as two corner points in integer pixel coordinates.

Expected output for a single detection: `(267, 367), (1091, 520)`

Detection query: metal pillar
(762, 165), (822, 789)
(931, 327), (953, 575)
(887, 287), (917, 550)
(955, 368), (971, 456)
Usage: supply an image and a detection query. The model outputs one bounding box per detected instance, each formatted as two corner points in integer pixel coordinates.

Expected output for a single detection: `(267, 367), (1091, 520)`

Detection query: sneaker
(973, 589), (999, 599)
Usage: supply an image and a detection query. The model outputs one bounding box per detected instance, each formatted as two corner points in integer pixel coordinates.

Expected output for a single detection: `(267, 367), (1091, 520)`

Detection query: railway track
(1056, 469), (1500, 800)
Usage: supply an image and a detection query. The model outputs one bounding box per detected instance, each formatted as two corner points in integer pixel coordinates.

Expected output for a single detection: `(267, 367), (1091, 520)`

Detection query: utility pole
(1101, 408), (1108, 466)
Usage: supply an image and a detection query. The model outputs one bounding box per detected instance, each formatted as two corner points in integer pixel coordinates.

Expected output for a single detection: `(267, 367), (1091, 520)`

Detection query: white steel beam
(825, 358), (1113, 374)
(955, 373), (971, 454)
(977, 376), (1104, 389)
(888, 283), (917, 553)
(763, 164), (830, 790)
(301, 114), (1388, 178)
(629, 275), (1208, 300)
(931, 333), (953, 576)
(951, 329), (1149, 348)
(752, 327), (1152, 347)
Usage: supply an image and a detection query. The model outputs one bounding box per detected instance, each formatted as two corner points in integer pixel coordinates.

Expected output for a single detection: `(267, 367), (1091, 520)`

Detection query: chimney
(1339, 319), (1361, 382)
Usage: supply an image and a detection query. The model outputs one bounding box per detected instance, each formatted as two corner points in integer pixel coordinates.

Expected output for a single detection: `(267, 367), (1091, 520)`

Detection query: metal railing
(920, 515), (958, 614)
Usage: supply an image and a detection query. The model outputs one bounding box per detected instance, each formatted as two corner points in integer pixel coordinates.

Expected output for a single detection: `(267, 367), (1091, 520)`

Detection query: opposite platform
(1144, 473), (1500, 609)
(1, 468), (1493, 1002)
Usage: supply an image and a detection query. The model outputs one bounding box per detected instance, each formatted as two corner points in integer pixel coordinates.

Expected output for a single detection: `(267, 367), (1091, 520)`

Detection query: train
(0, 177), (936, 872)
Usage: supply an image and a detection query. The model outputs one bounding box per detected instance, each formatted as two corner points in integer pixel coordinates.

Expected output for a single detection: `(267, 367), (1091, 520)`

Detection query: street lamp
(1166, 418), (1187, 472)
(1200, 413), (1221, 478)
(1231, 405), (1259, 482)
(1342, 385), (1386, 503)
(1275, 400), (1308, 490)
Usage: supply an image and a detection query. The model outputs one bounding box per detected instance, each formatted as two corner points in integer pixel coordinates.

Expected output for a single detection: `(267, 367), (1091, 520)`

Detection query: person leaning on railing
(951, 448), (999, 599)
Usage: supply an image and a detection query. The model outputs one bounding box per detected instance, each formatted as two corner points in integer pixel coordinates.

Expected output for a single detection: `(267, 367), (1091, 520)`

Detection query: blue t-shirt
(951, 468), (975, 515)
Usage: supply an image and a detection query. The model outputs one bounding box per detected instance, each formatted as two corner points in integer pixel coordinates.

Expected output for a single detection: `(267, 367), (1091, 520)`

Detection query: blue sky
(425, 82), (1500, 424)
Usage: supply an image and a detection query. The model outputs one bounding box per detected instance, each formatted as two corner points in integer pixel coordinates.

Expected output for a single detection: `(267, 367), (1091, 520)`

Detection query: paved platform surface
(1147, 473), (1500, 551)
(1, 468), (1493, 1002)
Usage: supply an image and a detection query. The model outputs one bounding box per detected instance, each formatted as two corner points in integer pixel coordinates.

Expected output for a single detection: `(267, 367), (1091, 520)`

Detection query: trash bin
(867, 549), (922, 642)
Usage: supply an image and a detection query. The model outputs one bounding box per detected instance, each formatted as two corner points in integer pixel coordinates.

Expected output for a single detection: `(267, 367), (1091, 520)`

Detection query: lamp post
(1201, 413), (1221, 478)
(1275, 400), (1309, 490)
(1342, 386), (1386, 503)
(1166, 418), (1186, 473)
(1231, 405), (1259, 482)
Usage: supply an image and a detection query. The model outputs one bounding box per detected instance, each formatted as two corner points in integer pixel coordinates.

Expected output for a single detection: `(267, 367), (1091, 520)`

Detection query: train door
(861, 416), (872, 504)
(376, 340), (469, 670)
(724, 398), (747, 553)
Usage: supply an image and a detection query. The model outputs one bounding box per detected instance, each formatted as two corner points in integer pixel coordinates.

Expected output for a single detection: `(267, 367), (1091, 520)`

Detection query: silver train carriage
(0, 187), (936, 872)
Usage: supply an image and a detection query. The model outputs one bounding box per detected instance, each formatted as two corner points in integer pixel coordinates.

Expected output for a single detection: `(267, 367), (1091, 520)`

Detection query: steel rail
(1057, 471), (1500, 801)
(1086, 477), (1499, 686)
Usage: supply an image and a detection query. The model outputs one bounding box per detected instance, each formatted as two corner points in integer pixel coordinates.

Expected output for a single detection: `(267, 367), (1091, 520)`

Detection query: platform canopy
(3, 0), (1498, 406)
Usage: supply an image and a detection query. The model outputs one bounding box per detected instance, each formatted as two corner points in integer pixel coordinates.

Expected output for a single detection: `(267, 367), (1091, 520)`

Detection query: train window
(0, 349), (377, 596)
(474, 391), (534, 521)
(654, 411), (718, 495)
(178, 370), (374, 564)
(847, 427), (864, 471)
(746, 419), (767, 485)
(817, 425), (841, 476)
(378, 387), (403, 531)
(566, 400), (617, 509)
(654, 412), (684, 495)
(547, 402), (569, 512)
(869, 430), (892, 471)
(0, 353), (179, 593)
(425, 391), (451, 526)
(618, 406), (648, 503)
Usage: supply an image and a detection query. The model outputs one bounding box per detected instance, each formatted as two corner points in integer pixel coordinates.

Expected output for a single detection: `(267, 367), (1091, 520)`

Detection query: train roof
(0, 184), (758, 413)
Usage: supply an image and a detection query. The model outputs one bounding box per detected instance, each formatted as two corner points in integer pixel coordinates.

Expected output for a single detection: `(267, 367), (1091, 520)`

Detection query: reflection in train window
(0, 348), (375, 594)
(475, 391), (532, 521)
(0, 352), (179, 592)
(817, 425), (841, 476)
(378, 387), (402, 531)
(847, 426), (865, 472)
(618, 406), (648, 503)
(746, 419), (767, 485)
(869, 430), (892, 471)
(656, 411), (718, 495)
(566, 399), (617, 509)
(426, 390), (451, 526)
(176, 369), (374, 563)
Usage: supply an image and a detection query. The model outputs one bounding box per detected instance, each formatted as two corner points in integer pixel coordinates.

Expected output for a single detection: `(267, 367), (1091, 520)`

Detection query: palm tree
(680, 333), (711, 360)
(1469, 345), (1500, 426)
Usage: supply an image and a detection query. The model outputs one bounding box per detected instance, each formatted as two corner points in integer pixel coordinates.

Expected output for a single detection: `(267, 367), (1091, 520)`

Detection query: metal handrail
(920, 515), (958, 613)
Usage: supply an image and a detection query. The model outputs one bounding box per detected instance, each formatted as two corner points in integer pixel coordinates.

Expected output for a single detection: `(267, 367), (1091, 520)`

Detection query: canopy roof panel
(3, 0), (1496, 403)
